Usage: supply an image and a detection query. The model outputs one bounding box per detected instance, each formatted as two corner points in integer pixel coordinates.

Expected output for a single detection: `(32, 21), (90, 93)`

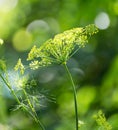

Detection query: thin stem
(0, 74), (45, 130)
(22, 89), (45, 130)
(69, 47), (80, 59)
(0, 74), (21, 104)
(0, 74), (32, 115)
(63, 63), (78, 130)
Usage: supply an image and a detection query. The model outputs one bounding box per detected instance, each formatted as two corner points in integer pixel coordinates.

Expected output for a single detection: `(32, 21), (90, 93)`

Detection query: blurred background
(0, 0), (118, 130)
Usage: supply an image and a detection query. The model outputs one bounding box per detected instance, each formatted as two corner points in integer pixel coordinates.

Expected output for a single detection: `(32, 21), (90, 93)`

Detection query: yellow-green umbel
(27, 24), (98, 130)
(27, 24), (98, 70)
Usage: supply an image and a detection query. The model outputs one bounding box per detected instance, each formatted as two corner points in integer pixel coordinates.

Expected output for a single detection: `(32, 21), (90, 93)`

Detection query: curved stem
(63, 63), (78, 130)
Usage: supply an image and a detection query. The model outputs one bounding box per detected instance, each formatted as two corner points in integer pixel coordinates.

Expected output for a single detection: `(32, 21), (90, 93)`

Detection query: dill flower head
(27, 24), (98, 70)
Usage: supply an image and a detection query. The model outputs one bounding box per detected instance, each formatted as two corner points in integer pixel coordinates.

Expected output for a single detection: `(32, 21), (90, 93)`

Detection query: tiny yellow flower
(29, 60), (39, 70)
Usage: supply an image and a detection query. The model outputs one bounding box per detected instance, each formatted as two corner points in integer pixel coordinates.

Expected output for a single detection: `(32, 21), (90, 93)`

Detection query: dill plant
(25, 24), (98, 130)
(0, 24), (98, 130)
(0, 43), (45, 129)
(0, 60), (45, 130)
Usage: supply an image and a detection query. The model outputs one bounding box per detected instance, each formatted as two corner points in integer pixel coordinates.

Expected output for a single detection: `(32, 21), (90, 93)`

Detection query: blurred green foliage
(0, 0), (118, 129)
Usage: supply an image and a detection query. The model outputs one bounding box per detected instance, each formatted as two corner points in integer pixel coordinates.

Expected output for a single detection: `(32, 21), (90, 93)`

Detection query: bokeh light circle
(95, 12), (110, 30)
(0, 0), (18, 12)
(12, 29), (33, 52)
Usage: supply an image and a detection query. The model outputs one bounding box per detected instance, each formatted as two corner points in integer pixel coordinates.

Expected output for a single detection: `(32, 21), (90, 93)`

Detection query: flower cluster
(26, 24), (98, 70)
(14, 58), (25, 74)
(93, 110), (112, 130)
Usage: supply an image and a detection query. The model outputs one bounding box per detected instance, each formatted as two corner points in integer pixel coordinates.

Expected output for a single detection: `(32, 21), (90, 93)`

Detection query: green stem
(22, 89), (45, 130)
(0, 74), (30, 114)
(0, 74), (45, 130)
(63, 63), (78, 130)
(69, 46), (80, 59)
(0, 74), (21, 104)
